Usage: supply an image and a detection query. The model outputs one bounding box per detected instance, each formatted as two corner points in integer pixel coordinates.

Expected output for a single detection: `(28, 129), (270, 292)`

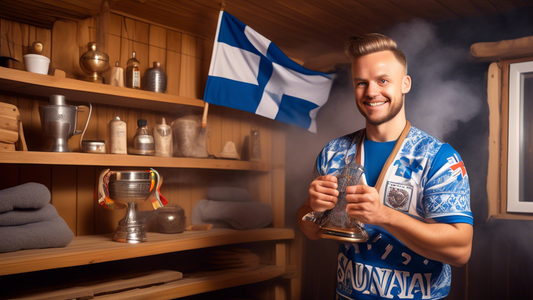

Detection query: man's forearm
(379, 207), (473, 267)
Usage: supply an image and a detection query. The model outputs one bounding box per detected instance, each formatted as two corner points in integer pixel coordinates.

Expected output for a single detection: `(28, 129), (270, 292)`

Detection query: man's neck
(365, 117), (407, 142)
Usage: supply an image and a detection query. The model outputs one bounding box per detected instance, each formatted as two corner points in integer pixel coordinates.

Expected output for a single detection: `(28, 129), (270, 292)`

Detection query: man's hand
(345, 184), (390, 225)
(309, 175), (339, 212)
(298, 175), (339, 240)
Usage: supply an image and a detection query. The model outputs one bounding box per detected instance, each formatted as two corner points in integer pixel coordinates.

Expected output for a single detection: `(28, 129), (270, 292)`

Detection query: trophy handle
(149, 168), (167, 209)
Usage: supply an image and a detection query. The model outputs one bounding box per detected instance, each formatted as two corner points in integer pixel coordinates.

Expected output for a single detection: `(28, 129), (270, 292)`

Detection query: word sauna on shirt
(337, 253), (432, 299)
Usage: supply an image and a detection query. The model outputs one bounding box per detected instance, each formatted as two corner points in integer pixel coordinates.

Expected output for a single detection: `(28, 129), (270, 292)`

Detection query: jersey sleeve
(422, 143), (473, 225)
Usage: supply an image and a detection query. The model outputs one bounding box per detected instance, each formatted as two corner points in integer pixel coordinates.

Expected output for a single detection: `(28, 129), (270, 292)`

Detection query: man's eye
(380, 79), (388, 84)
(356, 82), (366, 86)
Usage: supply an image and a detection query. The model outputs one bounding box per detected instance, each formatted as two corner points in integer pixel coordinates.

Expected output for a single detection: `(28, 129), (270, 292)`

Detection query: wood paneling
(1, 0), (531, 69)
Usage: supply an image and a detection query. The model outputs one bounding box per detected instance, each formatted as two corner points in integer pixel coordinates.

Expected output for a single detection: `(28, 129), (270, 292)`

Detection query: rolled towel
(0, 215), (74, 253)
(191, 200), (272, 230)
(0, 204), (58, 226)
(206, 187), (251, 202)
(0, 182), (50, 213)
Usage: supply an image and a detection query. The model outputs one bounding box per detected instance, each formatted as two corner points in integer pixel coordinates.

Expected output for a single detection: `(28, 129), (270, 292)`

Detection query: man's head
(345, 33), (411, 131)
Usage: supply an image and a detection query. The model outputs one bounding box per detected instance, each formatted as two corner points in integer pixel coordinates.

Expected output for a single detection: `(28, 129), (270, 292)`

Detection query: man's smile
(365, 101), (388, 107)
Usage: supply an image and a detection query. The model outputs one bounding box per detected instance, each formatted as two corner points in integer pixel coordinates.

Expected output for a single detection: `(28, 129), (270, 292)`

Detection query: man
(297, 33), (473, 299)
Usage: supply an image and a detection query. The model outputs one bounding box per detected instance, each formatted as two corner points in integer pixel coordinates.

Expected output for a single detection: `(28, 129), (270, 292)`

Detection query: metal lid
(50, 94), (66, 105)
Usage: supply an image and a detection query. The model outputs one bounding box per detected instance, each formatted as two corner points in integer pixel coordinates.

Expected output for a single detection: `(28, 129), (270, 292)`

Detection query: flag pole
(202, 2), (226, 128)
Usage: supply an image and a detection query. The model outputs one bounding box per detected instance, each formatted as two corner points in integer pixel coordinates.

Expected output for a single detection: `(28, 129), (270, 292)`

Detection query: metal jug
(39, 94), (91, 152)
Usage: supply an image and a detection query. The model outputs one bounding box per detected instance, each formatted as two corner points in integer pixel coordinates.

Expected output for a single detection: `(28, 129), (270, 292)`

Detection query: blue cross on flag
(203, 11), (336, 133)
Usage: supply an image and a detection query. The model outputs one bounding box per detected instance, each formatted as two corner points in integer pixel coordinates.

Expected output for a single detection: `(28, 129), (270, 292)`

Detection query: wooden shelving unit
(0, 5), (295, 299)
(0, 150), (271, 171)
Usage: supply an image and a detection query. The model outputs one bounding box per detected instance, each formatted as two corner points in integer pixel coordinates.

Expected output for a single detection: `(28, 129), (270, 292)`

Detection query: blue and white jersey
(316, 125), (472, 300)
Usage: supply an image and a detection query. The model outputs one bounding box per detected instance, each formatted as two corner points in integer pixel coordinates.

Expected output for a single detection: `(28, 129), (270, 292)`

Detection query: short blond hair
(345, 33), (407, 71)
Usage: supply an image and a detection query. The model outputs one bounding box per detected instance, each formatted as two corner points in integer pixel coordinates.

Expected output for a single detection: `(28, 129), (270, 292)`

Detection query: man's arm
(346, 185), (473, 267)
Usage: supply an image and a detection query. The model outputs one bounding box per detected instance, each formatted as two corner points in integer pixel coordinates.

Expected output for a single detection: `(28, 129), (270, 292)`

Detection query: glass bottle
(125, 51), (141, 89)
(132, 119), (154, 155)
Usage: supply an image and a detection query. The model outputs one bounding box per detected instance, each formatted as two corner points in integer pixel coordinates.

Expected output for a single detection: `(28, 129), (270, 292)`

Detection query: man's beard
(357, 97), (403, 126)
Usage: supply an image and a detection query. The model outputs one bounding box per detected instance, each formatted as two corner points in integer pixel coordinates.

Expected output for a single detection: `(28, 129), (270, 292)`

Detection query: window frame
(488, 57), (533, 220)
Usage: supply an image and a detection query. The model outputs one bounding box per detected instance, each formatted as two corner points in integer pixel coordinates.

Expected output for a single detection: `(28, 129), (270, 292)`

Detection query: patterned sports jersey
(315, 125), (472, 300)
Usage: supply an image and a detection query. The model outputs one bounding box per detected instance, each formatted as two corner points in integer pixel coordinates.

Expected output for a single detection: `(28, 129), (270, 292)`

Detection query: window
(507, 61), (533, 213)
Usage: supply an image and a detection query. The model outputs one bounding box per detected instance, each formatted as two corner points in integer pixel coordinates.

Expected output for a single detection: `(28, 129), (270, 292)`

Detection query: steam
(388, 19), (483, 141)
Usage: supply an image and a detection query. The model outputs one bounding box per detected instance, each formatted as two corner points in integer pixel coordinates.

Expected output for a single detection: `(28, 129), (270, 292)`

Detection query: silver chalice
(107, 170), (159, 243)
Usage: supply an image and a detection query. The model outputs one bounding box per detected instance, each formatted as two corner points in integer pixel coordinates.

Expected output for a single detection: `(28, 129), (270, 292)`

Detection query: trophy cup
(99, 169), (161, 243)
(303, 161), (369, 243)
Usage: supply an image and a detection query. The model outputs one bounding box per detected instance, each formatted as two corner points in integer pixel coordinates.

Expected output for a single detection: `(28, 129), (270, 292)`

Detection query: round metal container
(81, 140), (106, 153)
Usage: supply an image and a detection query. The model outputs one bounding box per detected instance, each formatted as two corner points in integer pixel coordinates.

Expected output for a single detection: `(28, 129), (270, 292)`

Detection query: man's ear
(402, 75), (412, 94)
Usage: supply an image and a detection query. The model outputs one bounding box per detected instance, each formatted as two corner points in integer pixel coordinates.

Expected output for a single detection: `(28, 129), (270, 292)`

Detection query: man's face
(351, 50), (411, 126)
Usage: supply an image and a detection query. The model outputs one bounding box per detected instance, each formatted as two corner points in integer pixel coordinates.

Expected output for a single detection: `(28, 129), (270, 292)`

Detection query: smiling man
(297, 33), (473, 300)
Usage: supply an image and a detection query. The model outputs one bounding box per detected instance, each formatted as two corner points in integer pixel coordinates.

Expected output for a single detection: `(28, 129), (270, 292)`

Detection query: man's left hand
(345, 185), (390, 225)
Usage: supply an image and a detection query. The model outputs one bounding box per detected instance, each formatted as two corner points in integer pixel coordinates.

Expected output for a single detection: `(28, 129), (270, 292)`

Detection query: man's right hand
(309, 175), (339, 212)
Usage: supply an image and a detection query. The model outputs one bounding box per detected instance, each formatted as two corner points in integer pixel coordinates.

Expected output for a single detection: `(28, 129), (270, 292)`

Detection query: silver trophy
(303, 161), (369, 243)
(103, 170), (160, 243)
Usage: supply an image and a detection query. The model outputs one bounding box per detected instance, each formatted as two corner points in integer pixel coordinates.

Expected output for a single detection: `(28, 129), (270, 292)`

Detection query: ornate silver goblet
(107, 170), (159, 243)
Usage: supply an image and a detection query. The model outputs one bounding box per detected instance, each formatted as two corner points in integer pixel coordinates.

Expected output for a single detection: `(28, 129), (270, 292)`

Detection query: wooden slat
(51, 165), (78, 234)
(486, 62), (501, 220)
(77, 166), (96, 235)
(93, 265), (286, 299)
(0, 228), (294, 276)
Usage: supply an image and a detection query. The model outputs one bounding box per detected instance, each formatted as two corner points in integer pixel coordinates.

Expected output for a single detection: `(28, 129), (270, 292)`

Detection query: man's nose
(366, 82), (380, 98)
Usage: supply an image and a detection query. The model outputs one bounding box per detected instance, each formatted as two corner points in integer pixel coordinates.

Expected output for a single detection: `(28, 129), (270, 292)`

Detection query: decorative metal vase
(107, 170), (159, 243)
(144, 61), (167, 93)
(79, 42), (110, 83)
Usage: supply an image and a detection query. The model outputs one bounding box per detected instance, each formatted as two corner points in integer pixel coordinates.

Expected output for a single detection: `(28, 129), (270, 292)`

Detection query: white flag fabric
(203, 11), (336, 133)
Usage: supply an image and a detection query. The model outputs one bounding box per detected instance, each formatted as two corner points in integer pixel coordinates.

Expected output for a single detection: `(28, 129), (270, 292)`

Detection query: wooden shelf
(0, 228), (294, 276)
(0, 67), (205, 112)
(0, 151), (271, 171)
(93, 265), (286, 299)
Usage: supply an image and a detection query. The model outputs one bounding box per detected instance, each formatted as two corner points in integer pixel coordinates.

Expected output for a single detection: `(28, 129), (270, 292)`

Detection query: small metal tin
(81, 140), (106, 153)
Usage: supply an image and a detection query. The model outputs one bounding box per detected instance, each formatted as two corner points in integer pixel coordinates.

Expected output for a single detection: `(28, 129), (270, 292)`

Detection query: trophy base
(113, 223), (147, 243)
(318, 226), (369, 243)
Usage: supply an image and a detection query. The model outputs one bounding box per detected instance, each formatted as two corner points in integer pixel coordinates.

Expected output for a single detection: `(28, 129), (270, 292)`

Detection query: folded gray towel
(0, 182), (50, 213)
(206, 187), (251, 202)
(0, 215), (74, 253)
(191, 200), (272, 230)
(0, 204), (58, 226)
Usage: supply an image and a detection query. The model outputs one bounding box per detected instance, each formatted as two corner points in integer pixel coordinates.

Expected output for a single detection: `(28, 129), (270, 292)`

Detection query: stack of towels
(191, 187), (273, 230)
(0, 182), (74, 253)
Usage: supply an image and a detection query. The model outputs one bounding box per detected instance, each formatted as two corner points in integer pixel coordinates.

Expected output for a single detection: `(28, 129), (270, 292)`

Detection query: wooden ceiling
(1, 0), (533, 70)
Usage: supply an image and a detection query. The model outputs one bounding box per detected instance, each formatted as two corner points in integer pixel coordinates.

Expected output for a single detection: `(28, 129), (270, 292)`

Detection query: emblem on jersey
(448, 154), (467, 180)
(393, 157), (423, 180)
(384, 182), (413, 211)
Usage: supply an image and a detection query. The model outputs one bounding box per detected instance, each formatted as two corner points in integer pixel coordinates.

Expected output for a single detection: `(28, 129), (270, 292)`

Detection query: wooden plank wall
(0, 15), (280, 236)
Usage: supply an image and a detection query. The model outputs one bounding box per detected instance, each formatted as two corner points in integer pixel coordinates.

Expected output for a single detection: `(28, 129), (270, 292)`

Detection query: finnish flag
(203, 11), (336, 133)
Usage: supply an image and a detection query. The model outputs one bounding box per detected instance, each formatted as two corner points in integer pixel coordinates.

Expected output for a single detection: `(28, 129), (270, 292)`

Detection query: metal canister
(109, 116), (127, 154)
(144, 61), (167, 93)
